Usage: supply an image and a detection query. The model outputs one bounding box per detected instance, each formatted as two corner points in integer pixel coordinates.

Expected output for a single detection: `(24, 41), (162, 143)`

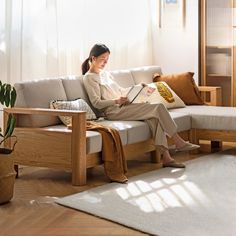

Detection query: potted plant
(0, 81), (17, 204)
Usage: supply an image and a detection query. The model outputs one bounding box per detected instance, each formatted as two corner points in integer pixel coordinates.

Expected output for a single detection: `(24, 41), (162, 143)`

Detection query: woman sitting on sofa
(82, 44), (199, 180)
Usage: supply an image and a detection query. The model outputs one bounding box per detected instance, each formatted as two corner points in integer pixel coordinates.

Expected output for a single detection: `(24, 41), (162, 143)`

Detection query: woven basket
(0, 155), (16, 204)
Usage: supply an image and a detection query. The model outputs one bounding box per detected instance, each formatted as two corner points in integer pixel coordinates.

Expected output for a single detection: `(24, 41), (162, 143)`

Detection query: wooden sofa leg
(72, 168), (86, 186)
(151, 149), (161, 163)
(189, 129), (200, 154)
(211, 141), (222, 153)
(71, 114), (87, 186)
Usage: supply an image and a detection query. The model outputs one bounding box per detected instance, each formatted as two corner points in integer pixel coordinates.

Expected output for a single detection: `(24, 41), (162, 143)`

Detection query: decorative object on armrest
(198, 86), (222, 106)
(153, 72), (204, 105)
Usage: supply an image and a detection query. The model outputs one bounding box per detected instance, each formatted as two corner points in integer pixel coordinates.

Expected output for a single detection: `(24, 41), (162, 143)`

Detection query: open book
(124, 84), (156, 104)
(126, 84), (144, 103)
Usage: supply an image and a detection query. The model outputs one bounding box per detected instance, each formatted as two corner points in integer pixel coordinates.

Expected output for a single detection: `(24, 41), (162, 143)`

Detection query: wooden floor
(1, 142), (234, 236)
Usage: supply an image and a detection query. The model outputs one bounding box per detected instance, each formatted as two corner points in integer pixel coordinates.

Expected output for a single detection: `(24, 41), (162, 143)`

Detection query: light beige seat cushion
(98, 120), (150, 145)
(48, 123), (126, 154)
(86, 131), (102, 154)
(169, 112), (191, 132)
(96, 120), (128, 145)
(47, 125), (102, 154)
(48, 110), (191, 154)
(170, 105), (236, 131)
(94, 113), (190, 149)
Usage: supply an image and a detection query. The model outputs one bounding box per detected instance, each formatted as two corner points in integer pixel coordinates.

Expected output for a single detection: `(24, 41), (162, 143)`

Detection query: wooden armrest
(198, 86), (221, 92)
(3, 107), (87, 186)
(3, 107), (86, 135)
(3, 107), (86, 117)
(3, 107), (86, 139)
(198, 86), (222, 106)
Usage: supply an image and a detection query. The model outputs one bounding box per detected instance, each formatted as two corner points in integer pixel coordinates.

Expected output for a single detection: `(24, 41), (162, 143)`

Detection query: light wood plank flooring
(0, 142), (234, 236)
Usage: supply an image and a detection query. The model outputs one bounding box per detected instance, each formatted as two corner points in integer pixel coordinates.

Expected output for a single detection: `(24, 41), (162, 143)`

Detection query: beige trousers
(104, 103), (177, 150)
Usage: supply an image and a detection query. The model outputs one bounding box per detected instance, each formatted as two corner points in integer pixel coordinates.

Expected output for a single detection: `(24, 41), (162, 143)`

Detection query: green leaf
(0, 84), (5, 104)
(0, 81), (17, 141)
(4, 113), (13, 136)
(4, 84), (11, 107)
(7, 116), (16, 137)
(4, 114), (16, 138)
(10, 87), (17, 107)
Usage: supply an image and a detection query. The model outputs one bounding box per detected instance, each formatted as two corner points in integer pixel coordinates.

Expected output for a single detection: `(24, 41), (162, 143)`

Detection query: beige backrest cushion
(131, 66), (162, 85)
(109, 66), (162, 88)
(15, 78), (67, 127)
(62, 75), (104, 118)
(14, 66), (164, 127)
(110, 70), (135, 88)
(61, 76), (88, 101)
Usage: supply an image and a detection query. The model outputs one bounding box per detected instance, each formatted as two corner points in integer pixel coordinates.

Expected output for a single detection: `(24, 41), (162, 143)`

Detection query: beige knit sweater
(83, 71), (130, 111)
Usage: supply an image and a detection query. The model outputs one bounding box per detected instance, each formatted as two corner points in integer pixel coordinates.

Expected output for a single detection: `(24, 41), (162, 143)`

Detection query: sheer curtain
(0, 0), (153, 84)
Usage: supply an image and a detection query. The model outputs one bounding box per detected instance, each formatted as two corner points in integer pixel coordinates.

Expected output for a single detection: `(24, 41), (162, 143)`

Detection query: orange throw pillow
(153, 72), (204, 105)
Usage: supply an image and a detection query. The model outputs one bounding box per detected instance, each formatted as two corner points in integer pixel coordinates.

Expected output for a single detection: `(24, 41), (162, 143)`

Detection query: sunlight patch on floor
(116, 176), (208, 213)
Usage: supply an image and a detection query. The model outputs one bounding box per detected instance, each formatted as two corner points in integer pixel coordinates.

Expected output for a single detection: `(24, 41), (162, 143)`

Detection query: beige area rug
(56, 149), (236, 236)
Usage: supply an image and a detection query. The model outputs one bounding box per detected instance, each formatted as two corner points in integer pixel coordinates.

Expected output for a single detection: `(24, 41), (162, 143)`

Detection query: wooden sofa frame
(4, 108), (165, 186)
(4, 86), (222, 186)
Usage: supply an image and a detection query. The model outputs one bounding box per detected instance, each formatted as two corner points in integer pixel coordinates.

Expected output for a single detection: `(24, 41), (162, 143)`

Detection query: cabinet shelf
(206, 45), (232, 49)
(207, 74), (231, 77)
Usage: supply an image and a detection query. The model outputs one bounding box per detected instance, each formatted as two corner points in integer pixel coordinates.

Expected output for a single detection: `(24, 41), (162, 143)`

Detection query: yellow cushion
(153, 72), (204, 105)
(134, 82), (186, 109)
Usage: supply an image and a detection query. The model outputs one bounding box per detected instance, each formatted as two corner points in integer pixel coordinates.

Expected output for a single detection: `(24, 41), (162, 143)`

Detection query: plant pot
(0, 154), (16, 204)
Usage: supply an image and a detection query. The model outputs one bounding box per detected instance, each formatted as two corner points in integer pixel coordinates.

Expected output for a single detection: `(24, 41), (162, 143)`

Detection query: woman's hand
(115, 96), (129, 106)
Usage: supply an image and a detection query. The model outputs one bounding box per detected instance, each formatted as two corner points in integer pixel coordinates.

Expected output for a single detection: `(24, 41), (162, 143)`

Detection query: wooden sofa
(4, 66), (224, 186)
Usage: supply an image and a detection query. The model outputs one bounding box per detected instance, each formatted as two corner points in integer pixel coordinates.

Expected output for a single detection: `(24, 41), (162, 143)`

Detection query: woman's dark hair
(81, 44), (110, 75)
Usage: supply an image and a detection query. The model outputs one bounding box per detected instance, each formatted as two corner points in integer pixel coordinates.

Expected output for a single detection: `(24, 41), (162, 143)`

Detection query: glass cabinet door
(201, 0), (234, 106)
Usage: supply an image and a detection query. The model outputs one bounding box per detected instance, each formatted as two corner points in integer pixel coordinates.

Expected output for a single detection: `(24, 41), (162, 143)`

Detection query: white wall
(151, 0), (199, 83)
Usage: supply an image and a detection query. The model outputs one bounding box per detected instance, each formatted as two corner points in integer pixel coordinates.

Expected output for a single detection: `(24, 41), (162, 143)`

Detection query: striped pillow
(50, 98), (97, 125)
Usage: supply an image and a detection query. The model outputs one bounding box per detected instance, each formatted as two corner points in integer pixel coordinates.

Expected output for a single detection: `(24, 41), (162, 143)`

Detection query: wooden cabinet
(200, 0), (236, 106)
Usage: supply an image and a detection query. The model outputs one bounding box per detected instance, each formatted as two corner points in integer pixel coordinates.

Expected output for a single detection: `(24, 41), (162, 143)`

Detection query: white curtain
(0, 0), (153, 84)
